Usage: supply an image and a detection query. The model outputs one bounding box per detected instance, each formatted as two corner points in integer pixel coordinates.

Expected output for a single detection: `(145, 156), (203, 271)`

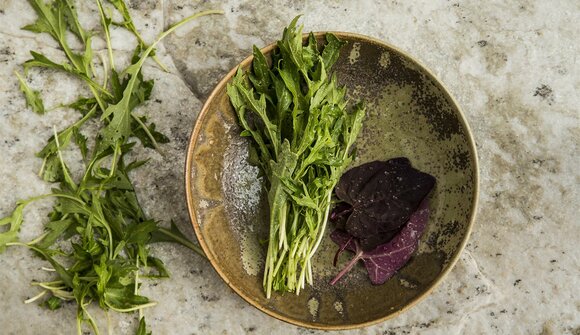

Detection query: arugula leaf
(35, 218), (73, 249)
(61, 0), (88, 44)
(1, 2), (223, 334)
(43, 296), (63, 310)
(68, 97), (97, 114)
(227, 16), (366, 297)
(132, 118), (170, 149)
(101, 9), (224, 148)
(136, 316), (152, 335)
(0, 200), (30, 252)
(14, 71), (45, 114)
(106, 0), (169, 72)
(150, 221), (206, 257)
(321, 33), (346, 70)
(145, 256), (170, 278)
(24, 51), (111, 98)
(23, 0), (89, 72)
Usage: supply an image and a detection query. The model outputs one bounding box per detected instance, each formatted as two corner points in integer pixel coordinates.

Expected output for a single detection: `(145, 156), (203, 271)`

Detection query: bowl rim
(185, 31), (480, 330)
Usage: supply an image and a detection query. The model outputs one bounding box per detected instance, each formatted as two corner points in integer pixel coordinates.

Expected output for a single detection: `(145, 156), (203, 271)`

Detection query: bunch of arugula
(227, 17), (365, 298)
(0, 1), (222, 334)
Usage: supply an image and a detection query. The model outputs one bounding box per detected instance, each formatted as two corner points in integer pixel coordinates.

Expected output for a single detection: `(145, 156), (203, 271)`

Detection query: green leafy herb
(0, 1), (222, 334)
(106, 0), (169, 72)
(43, 296), (63, 310)
(136, 316), (152, 335)
(227, 16), (365, 298)
(15, 71), (45, 114)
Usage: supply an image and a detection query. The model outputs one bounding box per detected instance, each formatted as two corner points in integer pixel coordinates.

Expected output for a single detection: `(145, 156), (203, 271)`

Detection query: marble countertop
(0, 1), (578, 334)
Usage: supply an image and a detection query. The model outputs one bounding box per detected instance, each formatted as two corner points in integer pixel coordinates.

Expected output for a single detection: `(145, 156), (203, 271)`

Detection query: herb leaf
(15, 71), (45, 114)
(330, 198), (431, 285)
(1, 2), (223, 334)
(136, 316), (152, 335)
(227, 16), (366, 297)
(332, 158), (436, 250)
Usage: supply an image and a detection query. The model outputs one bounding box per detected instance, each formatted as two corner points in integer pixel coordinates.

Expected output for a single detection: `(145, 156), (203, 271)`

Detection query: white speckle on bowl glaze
(348, 42), (361, 64)
(333, 301), (344, 315)
(379, 52), (391, 68)
(308, 297), (319, 318)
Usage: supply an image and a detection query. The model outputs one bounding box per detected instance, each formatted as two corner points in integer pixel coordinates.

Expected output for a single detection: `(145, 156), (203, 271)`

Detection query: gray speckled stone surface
(0, 1), (578, 334)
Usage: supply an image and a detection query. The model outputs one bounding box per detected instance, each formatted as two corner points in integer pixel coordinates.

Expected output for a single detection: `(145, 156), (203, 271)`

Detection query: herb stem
(130, 9), (225, 76)
(107, 301), (157, 313)
(98, 52), (108, 89)
(76, 313), (82, 335)
(109, 142), (121, 178)
(131, 113), (160, 151)
(329, 246), (363, 286)
(26, 232), (48, 245)
(307, 189), (333, 259)
(106, 311), (112, 335)
(156, 227), (205, 257)
(53, 126), (77, 191)
(24, 290), (47, 304)
(96, 0), (115, 72)
(84, 307), (101, 335)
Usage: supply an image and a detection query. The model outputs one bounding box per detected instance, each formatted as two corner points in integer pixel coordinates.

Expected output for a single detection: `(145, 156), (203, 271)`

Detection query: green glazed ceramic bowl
(185, 32), (478, 330)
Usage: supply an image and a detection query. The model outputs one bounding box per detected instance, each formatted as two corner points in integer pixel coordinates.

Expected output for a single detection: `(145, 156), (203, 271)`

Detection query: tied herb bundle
(0, 0), (222, 334)
(227, 17), (365, 298)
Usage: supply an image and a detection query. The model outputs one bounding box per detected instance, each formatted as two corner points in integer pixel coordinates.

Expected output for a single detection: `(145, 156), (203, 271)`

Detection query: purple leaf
(333, 158), (436, 250)
(330, 199), (430, 285)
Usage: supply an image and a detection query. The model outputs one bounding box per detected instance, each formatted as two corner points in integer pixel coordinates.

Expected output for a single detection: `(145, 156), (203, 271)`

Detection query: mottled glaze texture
(186, 33), (477, 329)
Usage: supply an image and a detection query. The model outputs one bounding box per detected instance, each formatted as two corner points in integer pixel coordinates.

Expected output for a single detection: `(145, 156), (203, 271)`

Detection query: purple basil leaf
(330, 199), (430, 285)
(360, 198), (430, 284)
(329, 202), (353, 223)
(334, 158), (435, 250)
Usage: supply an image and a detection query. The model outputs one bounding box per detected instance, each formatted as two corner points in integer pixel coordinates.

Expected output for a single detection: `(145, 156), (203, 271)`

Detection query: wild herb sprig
(227, 17), (365, 298)
(0, 1), (222, 334)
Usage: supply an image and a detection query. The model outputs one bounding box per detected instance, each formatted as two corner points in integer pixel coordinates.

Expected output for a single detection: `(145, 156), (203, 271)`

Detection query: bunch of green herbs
(227, 17), (365, 298)
(0, 0), (222, 334)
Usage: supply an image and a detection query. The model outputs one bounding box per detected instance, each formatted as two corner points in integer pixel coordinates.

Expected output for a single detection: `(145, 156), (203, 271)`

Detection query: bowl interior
(185, 33), (478, 329)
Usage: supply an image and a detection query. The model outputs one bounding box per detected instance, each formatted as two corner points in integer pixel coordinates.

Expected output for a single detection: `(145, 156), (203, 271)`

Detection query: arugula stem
(129, 10), (225, 75)
(35, 283), (66, 290)
(106, 311), (112, 335)
(131, 113), (160, 151)
(108, 0), (170, 72)
(31, 280), (63, 286)
(307, 190), (333, 259)
(156, 227), (205, 257)
(4, 4), (226, 334)
(96, 0), (115, 72)
(76, 312), (82, 335)
(98, 52), (109, 89)
(53, 126), (77, 191)
(24, 290), (47, 304)
(108, 142), (121, 178)
(134, 256), (143, 321)
(88, 85), (108, 113)
(26, 232), (49, 245)
(83, 307), (101, 335)
(107, 301), (157, 313)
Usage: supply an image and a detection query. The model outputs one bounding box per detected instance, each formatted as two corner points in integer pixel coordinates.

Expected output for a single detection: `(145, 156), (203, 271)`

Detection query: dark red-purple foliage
(329, 158), (435, 285)
(329, 198), (430, 285)
(333, 158), (435, 251)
